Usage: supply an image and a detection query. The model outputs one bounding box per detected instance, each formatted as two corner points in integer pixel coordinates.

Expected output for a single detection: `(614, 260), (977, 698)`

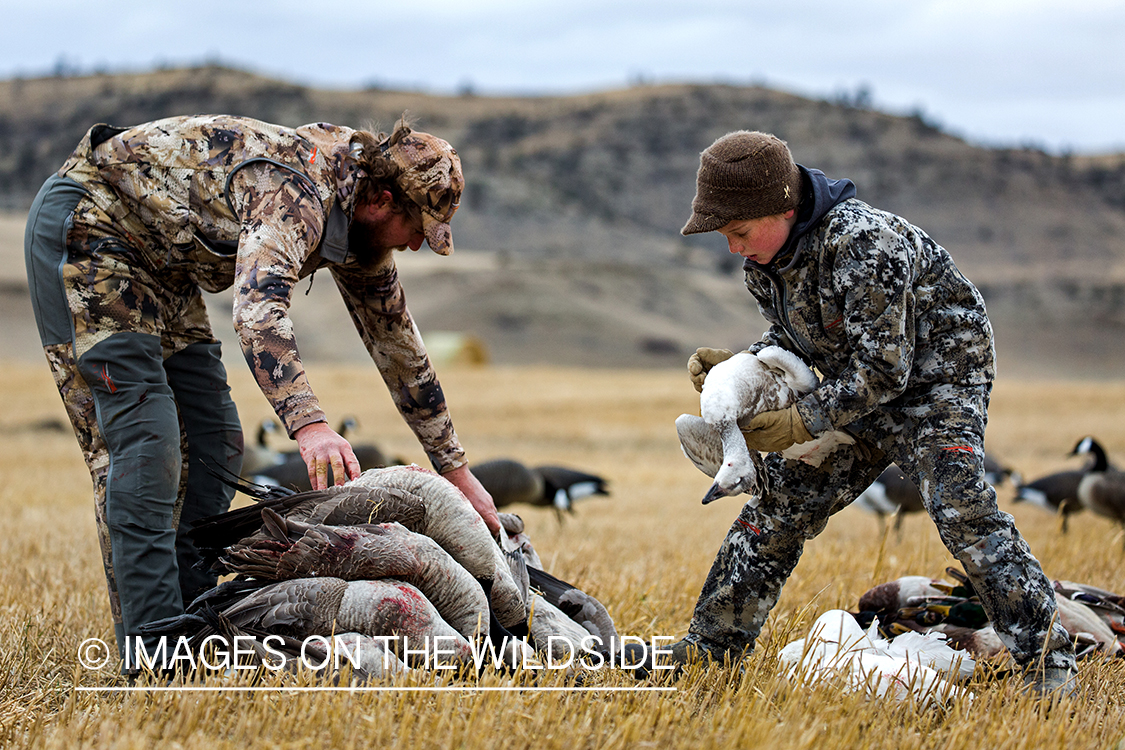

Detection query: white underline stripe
(77, 686), (676, 693)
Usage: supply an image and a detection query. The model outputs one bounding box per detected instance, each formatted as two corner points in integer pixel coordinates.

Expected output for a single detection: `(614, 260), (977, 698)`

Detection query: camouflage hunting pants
(24, 175), (244, 660)
(688, 381), (1076, 672)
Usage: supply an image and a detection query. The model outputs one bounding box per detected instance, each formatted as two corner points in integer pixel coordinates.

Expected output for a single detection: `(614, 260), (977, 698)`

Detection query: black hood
(745, 165), (856, 274)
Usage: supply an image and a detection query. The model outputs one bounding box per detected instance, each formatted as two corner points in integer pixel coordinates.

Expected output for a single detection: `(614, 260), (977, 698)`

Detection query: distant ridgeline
(3, 65), (1125, 371)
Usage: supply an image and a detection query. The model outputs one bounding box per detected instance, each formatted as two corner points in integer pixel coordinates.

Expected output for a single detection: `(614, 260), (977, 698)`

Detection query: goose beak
(702, 483), (727, 505)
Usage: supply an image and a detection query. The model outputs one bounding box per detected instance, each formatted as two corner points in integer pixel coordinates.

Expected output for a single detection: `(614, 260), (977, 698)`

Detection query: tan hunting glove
(741, 404), (815, 453)
(687, 347), (735, 393)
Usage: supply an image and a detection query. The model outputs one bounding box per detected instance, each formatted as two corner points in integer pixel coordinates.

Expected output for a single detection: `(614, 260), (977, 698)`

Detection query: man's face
(717, 210), (796, 265)
(350, 193), (426, 265)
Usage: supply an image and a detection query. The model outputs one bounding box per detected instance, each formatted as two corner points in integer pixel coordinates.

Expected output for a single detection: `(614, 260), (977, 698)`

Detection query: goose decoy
(535, 465), (610, 514)
(248, 417), (401, 491)
(983, 454), (1019, 488)
(240, 419), (284, 478)
(676, 346), (853, 505)
(472, 459), (610, 522)
(1070, 436), (1125, 546)
(856, 455), (1015, 535)
(1012, 469), (1086, 532)
(853, 465), (925, 535)
(778, 609), (975, 705)
(472, 459), (545, 509)
(338, 416), (404, 472)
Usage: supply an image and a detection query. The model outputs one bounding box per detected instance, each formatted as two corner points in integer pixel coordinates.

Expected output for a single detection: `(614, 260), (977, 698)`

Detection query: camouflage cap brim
(422, 212), (454, 255)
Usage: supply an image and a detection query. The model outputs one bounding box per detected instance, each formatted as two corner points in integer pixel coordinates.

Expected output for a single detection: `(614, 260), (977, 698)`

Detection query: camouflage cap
(382, 127), (464, 255)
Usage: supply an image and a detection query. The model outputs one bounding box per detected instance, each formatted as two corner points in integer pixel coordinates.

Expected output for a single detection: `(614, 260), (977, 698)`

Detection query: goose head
(1070, 436), (1109, 472)
(703, 446), (766, 505)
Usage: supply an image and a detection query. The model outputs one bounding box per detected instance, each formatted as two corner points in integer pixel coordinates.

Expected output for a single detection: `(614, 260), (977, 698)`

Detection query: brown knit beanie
(681, 131), (802, 235)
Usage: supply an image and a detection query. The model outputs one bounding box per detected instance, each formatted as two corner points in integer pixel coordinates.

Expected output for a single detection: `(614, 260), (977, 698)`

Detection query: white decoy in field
(778, 609), (975, 706)
(677, 346), (854, 505)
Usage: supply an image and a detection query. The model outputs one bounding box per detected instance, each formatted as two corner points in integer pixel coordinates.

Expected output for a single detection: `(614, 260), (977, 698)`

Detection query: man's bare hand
(294, 421), (362, 490)
(443, 464), (501, 536)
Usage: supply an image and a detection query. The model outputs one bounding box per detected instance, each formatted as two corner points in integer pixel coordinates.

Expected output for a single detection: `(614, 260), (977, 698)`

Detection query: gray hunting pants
(25, 175), (243, 660)
(688, 381), (1076, 671)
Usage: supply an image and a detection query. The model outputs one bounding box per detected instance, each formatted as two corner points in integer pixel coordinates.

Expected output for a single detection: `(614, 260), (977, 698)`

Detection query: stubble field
(1, 361), (1124, 749)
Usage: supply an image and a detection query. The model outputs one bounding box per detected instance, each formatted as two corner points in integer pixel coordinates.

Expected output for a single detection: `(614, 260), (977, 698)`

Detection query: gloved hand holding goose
(677, 345), (855, 505)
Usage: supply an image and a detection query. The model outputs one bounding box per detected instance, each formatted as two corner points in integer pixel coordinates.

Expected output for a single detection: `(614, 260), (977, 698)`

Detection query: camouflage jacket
(58, 115), (464, 472)
(745, 195), (995, 436)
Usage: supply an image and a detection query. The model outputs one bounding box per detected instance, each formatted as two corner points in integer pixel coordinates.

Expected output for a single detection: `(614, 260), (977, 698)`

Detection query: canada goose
(1012, 469), (1086, 532)
(472, 460), (610, 522)
(1070, 436), (1125, 546)
(676, 346), (853, 505)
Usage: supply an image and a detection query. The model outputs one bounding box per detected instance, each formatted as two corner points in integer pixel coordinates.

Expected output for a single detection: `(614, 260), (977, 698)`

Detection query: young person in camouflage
(24, 114), (500, 666)
(662, 130), (1077, 697)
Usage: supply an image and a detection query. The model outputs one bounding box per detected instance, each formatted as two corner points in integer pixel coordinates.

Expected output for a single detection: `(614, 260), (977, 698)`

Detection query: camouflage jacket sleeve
(747, 325), (795, 356)
(228, 164), (328, 436)
(794, 220), (917, 434)
(329, 261), (466, 473)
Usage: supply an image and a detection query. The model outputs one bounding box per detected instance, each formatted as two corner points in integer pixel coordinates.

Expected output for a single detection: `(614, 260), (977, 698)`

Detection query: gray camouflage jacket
(745, 177), (995, 436)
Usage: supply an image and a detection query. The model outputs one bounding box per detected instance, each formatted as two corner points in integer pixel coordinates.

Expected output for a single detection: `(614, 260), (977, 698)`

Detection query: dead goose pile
(141, 464), (620, 680)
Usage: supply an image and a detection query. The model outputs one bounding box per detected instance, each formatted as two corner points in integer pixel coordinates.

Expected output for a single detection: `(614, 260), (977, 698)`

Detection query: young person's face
(717, 209), (796, 265)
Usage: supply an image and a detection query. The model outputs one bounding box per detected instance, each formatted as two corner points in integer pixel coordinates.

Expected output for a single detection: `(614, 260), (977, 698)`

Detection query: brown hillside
(2, 65), (1125, 375)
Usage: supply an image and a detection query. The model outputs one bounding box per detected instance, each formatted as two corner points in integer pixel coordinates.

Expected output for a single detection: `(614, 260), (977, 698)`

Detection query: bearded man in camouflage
(664, 130), (1077, 698)
(24, 114), (499, 666)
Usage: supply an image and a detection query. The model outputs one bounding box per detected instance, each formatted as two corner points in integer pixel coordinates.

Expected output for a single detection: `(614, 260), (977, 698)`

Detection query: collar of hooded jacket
(744, 165), (857, 276)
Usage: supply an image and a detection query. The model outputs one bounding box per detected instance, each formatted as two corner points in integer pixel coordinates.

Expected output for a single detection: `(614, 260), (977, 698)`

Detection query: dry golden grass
(2, 360), (1125, 749)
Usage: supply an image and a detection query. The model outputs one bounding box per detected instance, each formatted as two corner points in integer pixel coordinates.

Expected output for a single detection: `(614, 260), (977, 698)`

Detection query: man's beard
(349, 217), (403, 269)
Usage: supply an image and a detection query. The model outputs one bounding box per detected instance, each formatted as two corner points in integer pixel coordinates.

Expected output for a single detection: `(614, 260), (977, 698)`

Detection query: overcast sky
(5, 0), (1121, 154)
